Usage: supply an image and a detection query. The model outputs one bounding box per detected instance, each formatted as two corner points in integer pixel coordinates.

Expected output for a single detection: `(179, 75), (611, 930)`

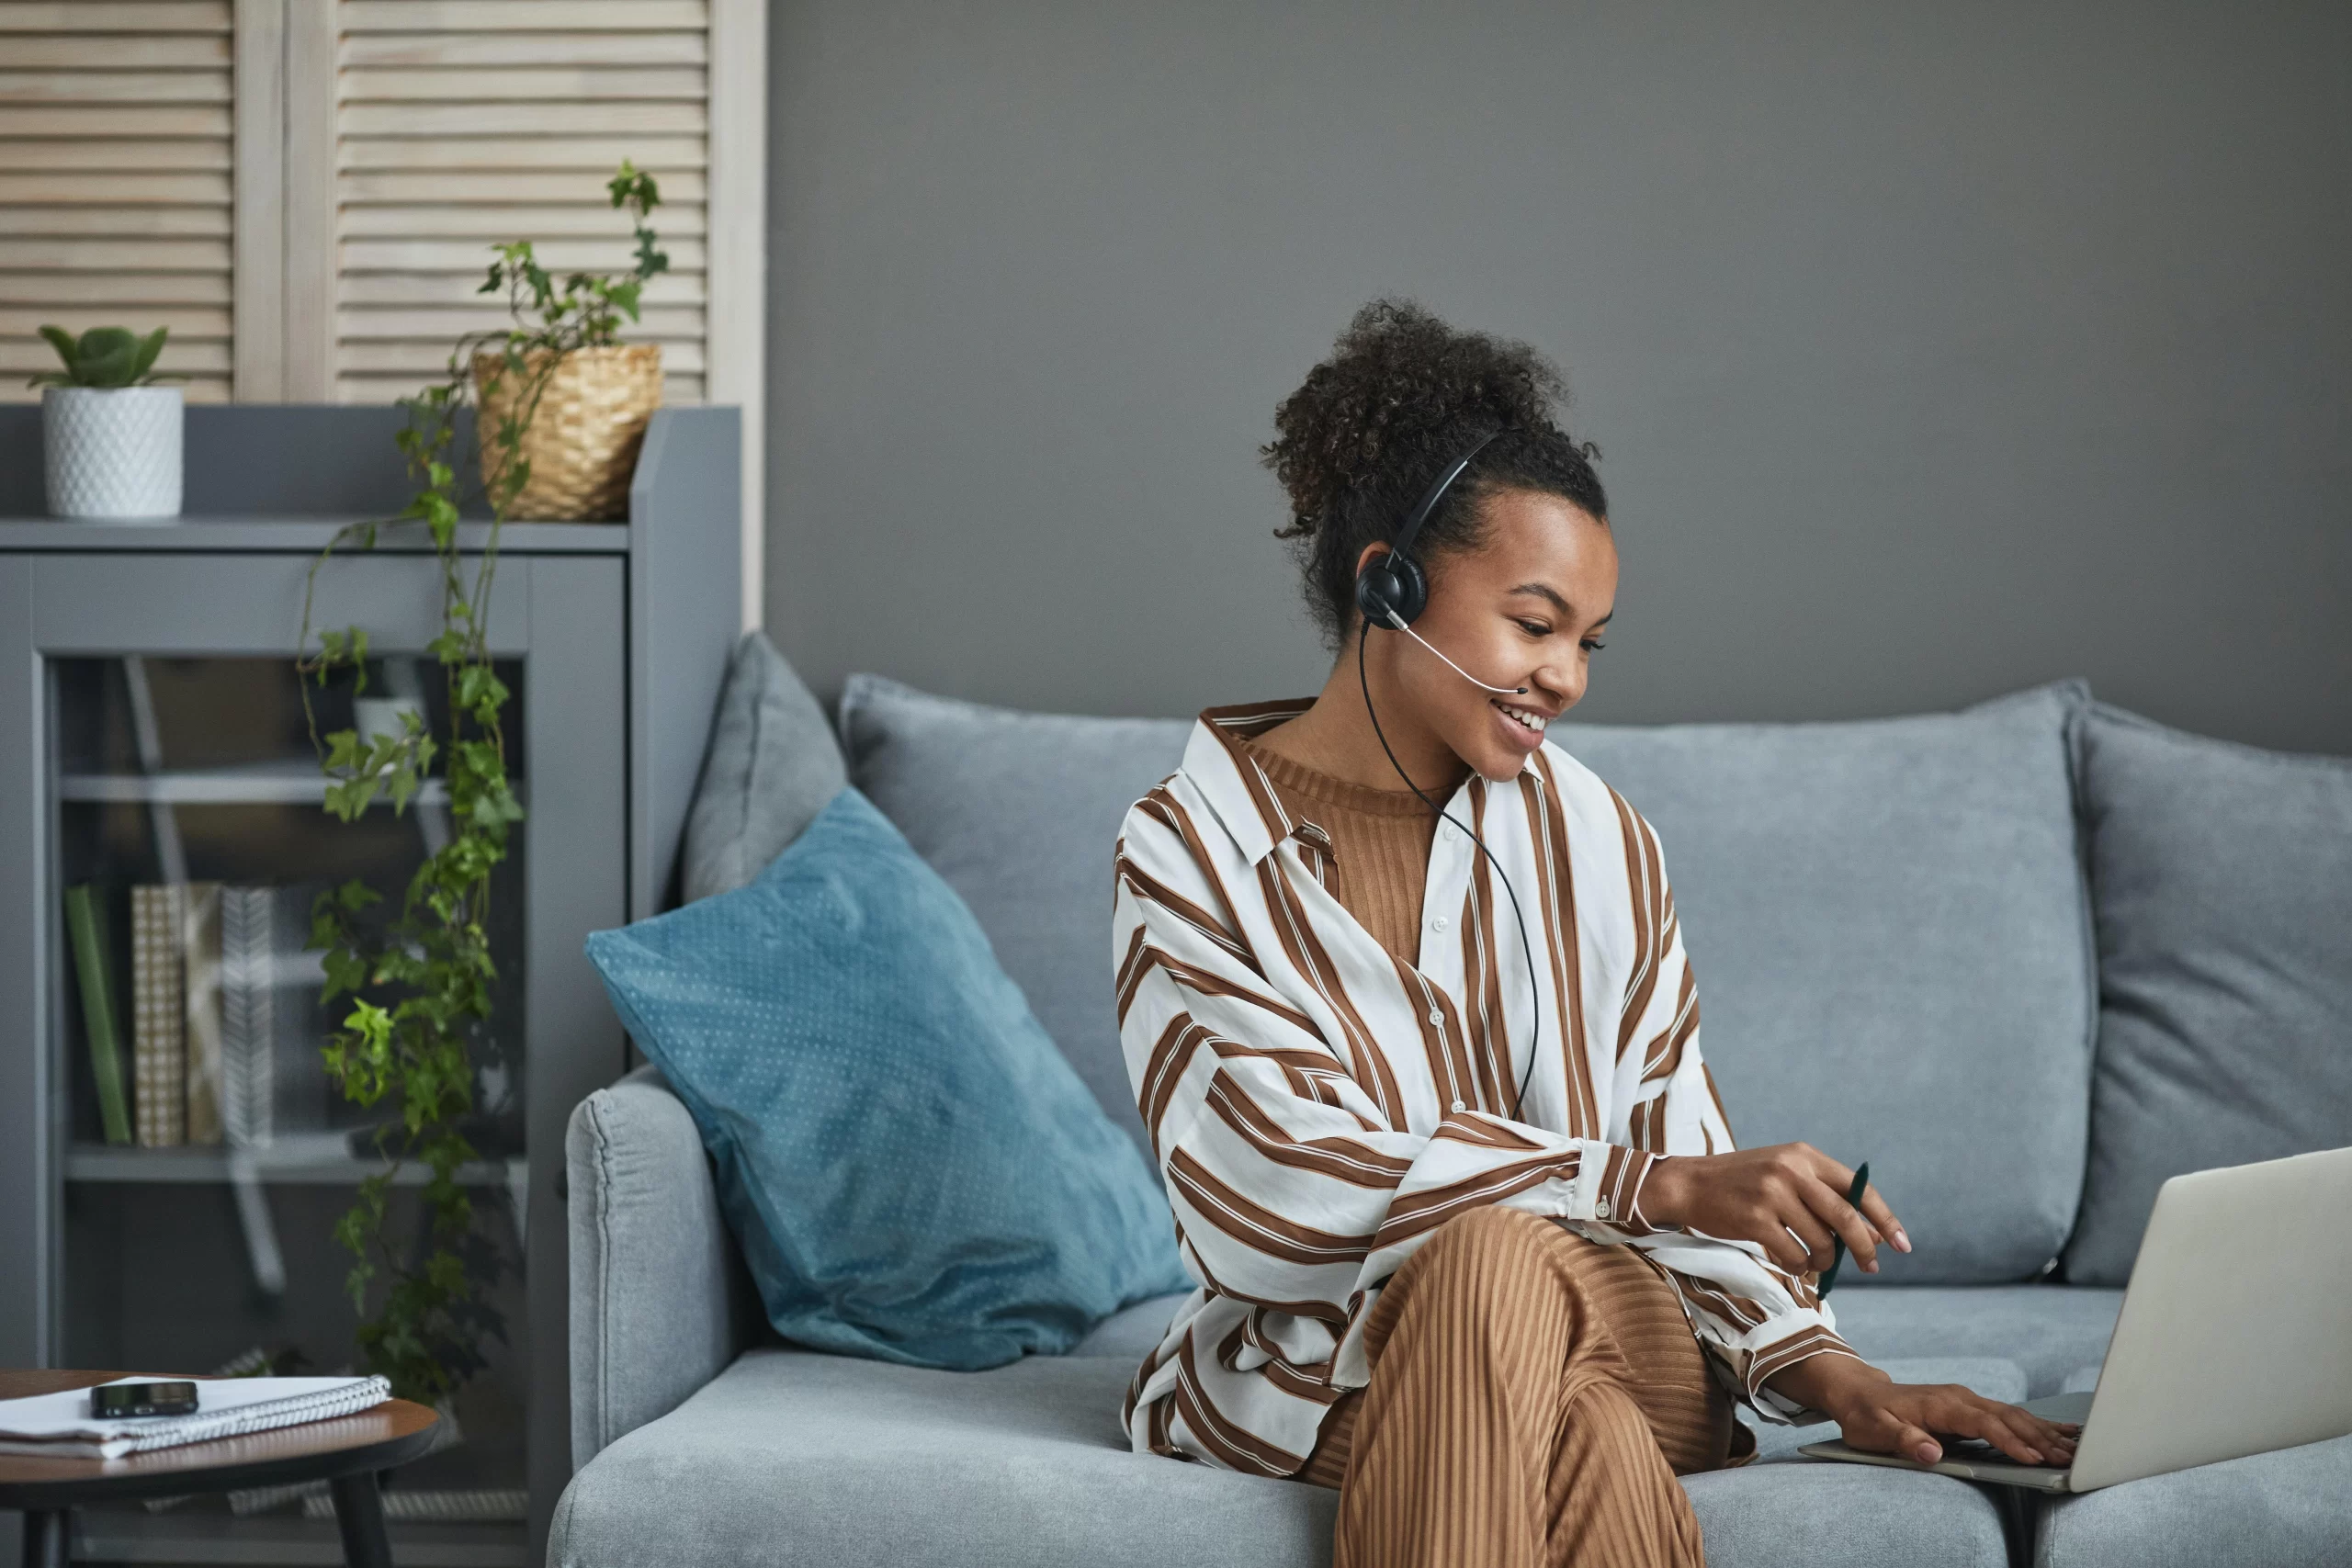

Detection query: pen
(1817, 1160), (1870, 1296)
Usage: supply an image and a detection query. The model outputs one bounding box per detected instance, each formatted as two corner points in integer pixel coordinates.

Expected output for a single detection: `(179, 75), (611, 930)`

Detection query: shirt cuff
(1589, 1145), (1662, 1235)
(1743, 1325), (1866, 1424)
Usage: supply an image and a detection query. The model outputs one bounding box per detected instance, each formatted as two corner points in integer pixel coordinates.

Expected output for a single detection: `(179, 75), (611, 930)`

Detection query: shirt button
(1430, 915), (1450, 932)
(1595, 1197), (1614, 1220)
(1449, 1098), (1465, 1112)
(1427, 1008), (1444, 1027)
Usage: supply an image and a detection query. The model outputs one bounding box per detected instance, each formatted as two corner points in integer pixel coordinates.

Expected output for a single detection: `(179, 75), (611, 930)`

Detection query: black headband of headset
(1389, 428), (1503, 561)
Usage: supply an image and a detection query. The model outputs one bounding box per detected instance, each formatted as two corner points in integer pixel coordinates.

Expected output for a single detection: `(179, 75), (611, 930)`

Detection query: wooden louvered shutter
(306, 0), (742, 408)
(1, 0), (763, 621)
(300, 0), (763, 622)
(0, 1), (240, 403)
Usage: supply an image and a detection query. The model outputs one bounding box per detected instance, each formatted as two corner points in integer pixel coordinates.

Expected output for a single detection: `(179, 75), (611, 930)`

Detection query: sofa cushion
(585, 788), (1184, 1371)
(2031, 1431), (2352, 1568)
(553, 1348), (1337, 1568)
(1685, 1466), (2009, 1568)
(550, 1346), (2011, 1568)
(682, 631), (847, 902)
(839, 674), (1190, 1152)
(1077, 1284), (2123, 1399)
(1552, 682), (2096, 1284)
(1071, 1290), (1193, 1359)
(2061, 704), (2352, 1285)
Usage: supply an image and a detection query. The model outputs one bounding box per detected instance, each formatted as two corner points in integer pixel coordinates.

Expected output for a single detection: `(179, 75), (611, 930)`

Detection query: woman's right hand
(1635, 1143), (1910, 1278)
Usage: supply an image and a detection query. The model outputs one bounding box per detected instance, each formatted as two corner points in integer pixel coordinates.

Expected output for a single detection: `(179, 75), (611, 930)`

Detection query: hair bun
(1261, 297), (1607, 651)
(1263, 298), (1570, 542)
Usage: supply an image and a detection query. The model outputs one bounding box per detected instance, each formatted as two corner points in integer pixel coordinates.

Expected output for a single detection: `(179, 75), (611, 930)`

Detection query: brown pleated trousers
(1295, 1206), (1747, 1568)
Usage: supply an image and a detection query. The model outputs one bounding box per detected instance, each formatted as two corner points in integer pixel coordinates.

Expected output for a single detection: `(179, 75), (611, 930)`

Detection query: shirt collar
(1180, 699), (1312, 866)
(1180, 698), (1540, 867)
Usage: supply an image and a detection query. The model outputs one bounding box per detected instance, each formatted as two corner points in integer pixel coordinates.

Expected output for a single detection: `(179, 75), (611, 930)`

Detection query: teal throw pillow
(584, 786), (1187, 1370)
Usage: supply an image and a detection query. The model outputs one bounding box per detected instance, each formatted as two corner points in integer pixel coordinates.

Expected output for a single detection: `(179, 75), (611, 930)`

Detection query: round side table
(0, 1371), (440, 1568)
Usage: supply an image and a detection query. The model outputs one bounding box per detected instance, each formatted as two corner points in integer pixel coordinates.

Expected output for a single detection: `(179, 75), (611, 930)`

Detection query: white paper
(0, 1375), (390, 1459)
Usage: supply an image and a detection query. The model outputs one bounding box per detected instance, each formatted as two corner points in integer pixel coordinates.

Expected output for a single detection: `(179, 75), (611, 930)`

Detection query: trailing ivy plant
(293, 162), (668, 1404)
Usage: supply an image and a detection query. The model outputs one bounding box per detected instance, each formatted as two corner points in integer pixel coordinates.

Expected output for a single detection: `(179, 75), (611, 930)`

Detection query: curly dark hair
(1261, 297), (1608, 651)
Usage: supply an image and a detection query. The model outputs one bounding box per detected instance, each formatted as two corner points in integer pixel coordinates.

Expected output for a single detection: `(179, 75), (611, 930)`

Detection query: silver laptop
(1801, 1144), (2352, 1493)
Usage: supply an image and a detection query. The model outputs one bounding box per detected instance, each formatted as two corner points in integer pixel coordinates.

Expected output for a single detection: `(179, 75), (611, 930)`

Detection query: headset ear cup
(1354, 555), (1429, 628)
(1385, 553), (1428, 625)
(1355, 562), (1397, 626)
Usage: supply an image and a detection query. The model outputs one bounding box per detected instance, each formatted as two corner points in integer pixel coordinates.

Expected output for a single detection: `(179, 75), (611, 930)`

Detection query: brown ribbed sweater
(1239, 737), (1442, 968)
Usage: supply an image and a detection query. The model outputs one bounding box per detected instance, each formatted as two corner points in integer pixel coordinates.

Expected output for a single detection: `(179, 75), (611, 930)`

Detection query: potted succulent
(28, 325), (184, 521)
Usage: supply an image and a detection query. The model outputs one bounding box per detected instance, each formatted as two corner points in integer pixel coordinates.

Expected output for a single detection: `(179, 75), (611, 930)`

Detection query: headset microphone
(1351, 428), (1546, 1114)
(1380, 607), (1530, 695)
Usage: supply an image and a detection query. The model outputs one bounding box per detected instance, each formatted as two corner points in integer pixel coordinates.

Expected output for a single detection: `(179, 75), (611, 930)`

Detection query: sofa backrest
(1555, 682), (2096, 1284)
(2060, 703), (2352, 1284)
(840, 675), (1189, 1153)
(842, 674), (2097, 1285)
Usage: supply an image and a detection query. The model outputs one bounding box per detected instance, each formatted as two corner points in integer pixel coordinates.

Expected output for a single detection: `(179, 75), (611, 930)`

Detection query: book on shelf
(91, 883), (332, 1152)
(220, 883), (333, 1148)
(130, 884), (188, 1147)
(219, 885), (275, 1148)
(183, 881), (225, 1145)
(63, 883), (132, 1145)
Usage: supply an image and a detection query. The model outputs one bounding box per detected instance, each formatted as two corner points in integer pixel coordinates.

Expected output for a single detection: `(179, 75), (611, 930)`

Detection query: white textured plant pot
(43, 385), (184, 521)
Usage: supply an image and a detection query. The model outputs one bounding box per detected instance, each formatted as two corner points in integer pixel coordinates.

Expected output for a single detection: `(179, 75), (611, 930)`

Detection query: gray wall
(763, 1), (2351, 755)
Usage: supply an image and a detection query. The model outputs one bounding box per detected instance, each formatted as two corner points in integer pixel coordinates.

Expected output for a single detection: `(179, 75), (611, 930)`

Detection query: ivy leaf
(456, 664), (508, 716)
(325, 775), (380, 823)
(319, 946), (370, 1005)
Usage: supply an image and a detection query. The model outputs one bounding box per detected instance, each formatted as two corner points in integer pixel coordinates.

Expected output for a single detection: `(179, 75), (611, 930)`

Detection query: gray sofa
(549, 676), (2352, 1568)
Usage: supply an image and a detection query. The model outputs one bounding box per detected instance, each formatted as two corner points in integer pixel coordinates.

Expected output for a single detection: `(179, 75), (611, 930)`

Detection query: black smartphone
(92, 1381), (199, 1418)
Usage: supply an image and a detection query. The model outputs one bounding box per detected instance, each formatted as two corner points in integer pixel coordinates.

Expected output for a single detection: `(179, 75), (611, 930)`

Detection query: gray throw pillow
(680, 632), (847, 903)
(2061, 705), (2352, 1285)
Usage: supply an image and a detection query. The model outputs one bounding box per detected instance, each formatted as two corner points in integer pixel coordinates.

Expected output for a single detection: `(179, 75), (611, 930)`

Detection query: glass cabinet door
(51, 651), (534, 1566)
(1, 544), (631, 1568)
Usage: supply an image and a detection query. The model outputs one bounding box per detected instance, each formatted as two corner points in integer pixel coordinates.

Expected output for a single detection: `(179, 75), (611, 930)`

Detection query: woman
(1110, 299), (2078, 1567)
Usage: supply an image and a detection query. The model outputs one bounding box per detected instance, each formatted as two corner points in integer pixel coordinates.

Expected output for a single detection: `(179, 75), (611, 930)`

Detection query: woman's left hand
(1771, 1356), (2080, 1468)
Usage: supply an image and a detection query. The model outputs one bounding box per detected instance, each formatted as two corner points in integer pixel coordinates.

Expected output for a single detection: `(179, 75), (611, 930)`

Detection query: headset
(1351, 428), (1545, 1113)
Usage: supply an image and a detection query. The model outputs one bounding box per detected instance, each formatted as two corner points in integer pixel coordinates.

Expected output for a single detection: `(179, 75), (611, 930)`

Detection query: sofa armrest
(567, 1064), (759, 1470)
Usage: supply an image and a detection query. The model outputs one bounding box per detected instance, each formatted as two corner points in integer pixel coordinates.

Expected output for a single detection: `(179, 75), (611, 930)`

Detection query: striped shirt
(1114, 698), (1860, 1474)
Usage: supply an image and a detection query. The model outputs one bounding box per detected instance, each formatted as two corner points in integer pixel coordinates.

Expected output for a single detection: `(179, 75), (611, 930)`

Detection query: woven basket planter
(471, 344), (662, 522)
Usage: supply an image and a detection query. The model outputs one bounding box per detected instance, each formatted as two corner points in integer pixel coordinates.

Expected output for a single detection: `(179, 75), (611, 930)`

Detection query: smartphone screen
(92, 1381), (199, 1418)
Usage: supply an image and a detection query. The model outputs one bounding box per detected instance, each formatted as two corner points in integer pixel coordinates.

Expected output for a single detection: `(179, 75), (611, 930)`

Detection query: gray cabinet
(0, 404), (741, 1566)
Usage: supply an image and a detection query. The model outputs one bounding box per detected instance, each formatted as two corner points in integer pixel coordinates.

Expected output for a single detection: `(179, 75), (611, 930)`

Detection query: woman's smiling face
(1368, 486), (1618, 783)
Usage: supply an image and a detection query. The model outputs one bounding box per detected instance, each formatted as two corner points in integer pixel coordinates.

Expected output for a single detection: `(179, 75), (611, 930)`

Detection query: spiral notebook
(0, 1376), (392, 1460)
